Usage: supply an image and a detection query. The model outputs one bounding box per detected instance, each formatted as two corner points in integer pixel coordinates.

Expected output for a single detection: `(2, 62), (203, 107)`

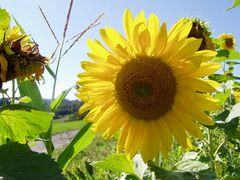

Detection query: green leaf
(95, 153), (135, 174)
(148, 162), (215, 180)
(12, 16), (26, 35)
(226, 103), (240, 123)
(214, 89), (231, 106)
(0, 9), (10, 43)
(50, 87), (72, 112)
(226, 61), (240, 66)
(209, 74), (235, 83)
(0, 142), (64, 180)
(214, 110), (230, 125)
(224, 117), (239, 139)
(46, 65), (56, 79)
(227, 0), (240, 11)
(18, 96), (32, 104)
(0, 88), (8, 94)
(173, 159), (209, 172)
(123, 174), (141, 180)
(215, 50), (240, 62)
(17, 80), (46, 110)
(17, 80), (54, 155)
(57, 122), (95, 170)
(0, 105), (53, 143)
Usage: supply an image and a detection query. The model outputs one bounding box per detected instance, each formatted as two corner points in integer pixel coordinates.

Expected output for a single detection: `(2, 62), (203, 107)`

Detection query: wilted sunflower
(0, 26), (48, 84)
(77, 9), (221, 162)
(218, 33), (236, 50)
(186, 18), (215, 51)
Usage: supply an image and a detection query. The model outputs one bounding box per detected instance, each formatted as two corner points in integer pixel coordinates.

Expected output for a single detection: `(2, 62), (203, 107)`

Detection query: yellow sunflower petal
(192, 62), (221, 77)
(123, 9), (134, 41)
(100, 28), (129, 59)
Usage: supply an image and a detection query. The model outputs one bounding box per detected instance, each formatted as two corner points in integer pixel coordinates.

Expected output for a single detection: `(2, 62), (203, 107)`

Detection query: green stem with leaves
(45, 0), (74, 156)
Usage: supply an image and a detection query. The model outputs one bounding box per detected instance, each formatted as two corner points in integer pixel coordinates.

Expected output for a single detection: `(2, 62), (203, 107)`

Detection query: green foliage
(57, 122), (95, 170)
(226, 103), (240, 122)
(173, 159), (209, 172)
(0, 9), (10, 43)
(209, 74), (235, 83)
(60, 134), (117, 179)
(214, 90), (231, 106)
(0, 105), (53, 143)
(148, 162), (215, 180)
(227, 0), (240, 11)
(18, 96), (32, 104)
(46, 64), (56, 79)
(215, 50), (240, 62)
(17, 80), (54, 154)
(0, 142), (64, 180)
(50, 87), (72, 112)
(18, 80), (46, 110)
(94, 153), (135, 175)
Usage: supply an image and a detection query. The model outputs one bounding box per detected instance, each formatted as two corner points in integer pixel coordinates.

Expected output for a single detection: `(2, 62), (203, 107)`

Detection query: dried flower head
(186, 18), (215, 51)
(0, 26), (48, 84)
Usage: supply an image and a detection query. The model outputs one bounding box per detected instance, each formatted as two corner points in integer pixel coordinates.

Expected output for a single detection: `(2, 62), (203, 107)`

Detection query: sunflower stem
(207, 128), (215, 172)
(1, 93), (6, 106)
(12, 79), (15, 104)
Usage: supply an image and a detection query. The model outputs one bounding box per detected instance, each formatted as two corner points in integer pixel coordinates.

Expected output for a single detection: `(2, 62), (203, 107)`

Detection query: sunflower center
(115, 56), (177, 121)
(225, 38), (234, 48)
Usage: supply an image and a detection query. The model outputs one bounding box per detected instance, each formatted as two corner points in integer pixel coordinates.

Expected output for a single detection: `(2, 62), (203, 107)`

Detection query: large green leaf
(173, 159), (209, 172)
(17, 80), (46, 110)
(17, 80), (54, 155)
(94, 153), (135, 175)
(0, 9), (10, 43)
(0, 142), (64, 180)
(227, 0), (240, 11)
(57, 122), (95, 170)
(50, 87), (72, 112)
(226, 103), (240, 123)
(148, 162), (215, 180)
(0, 105), (53, 143)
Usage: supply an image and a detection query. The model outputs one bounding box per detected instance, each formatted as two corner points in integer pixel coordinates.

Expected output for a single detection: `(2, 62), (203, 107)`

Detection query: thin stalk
(213, 139), (225, 157)
(51, 38), (65, 101)
(12, 80), (15, 104)
(1, 93), (6, 106)
(46, 0), (74, 156)
(38, 6), (60, 45)
(207, 128), (215, 172)
(51, 0), (74, 101)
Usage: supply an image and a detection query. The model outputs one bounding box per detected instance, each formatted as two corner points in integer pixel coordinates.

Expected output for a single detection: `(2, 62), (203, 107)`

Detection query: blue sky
(0, 0), (239, 99)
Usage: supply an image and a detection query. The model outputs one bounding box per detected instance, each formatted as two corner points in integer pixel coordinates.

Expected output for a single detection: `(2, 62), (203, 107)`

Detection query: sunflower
(186, 18), (215, 51)
(77, 9), (221, 162)
(233, 89), (240, 103)
(0, 26), (48, 83)
(218, 33), (236, 50)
